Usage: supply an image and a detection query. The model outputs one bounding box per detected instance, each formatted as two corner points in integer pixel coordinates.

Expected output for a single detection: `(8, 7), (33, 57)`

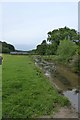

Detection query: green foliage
(36, 27), (79, 73)
(47, 26), (78, 44)
(46, 43), (57, 55)
(2, 55), (69, 118)
(2, 47), (10, 53)
(0, 42), (2, 53)
(57, 39), (78, 63)
(36, 40), (47, 55)
(1, 41), (15, 53)
(69, 55), (80, 73)
(36, 40), (58, 55)
(78, 45), (80, 55)
(36, 27), (79, 56)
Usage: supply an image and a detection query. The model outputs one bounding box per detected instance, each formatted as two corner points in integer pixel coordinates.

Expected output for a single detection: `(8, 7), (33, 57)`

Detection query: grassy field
(0, 63), (2, 119)
(2, 54), (69, 118)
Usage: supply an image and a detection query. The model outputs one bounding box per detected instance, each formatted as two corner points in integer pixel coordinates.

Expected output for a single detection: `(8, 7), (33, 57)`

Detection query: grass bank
(2, 54), (69, 118)
(0, 64), (2, 119)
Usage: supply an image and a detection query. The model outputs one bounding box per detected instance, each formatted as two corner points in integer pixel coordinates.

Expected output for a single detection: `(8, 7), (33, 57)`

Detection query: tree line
(36, 26), (80, 55)
(0, 41), (15, 53)
(36, 26), (80, 73)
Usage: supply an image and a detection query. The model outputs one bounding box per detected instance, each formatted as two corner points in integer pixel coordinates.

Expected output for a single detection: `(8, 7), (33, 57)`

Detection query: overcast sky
(0, 2), (78, 50)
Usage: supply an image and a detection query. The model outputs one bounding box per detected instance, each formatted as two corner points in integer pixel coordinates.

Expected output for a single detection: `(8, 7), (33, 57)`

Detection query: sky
(0, 1), (78, 51)
(78, 1), (80, 32)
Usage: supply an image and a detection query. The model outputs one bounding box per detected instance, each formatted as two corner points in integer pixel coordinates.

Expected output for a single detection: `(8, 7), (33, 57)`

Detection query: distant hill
(0, 41), (36, 54)
(0, 41), (15, 53)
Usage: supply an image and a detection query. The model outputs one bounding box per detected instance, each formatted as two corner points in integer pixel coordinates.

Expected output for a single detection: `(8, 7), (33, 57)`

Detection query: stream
(34, 56), (80, 113)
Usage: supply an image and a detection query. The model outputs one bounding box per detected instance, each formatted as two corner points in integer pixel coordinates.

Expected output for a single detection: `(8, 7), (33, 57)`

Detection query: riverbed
(34, 56), (80, 114)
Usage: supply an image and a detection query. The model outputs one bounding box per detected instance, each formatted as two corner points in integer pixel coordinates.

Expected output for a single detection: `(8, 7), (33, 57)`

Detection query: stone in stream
(74, 89), (79, 94)
(68, 88), (72, 91)
(44, 66), (50, 70)
(51, 66), (56, 72)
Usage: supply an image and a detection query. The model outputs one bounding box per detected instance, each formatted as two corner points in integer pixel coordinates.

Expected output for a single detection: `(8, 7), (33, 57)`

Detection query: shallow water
(63, 90), (79, 111)
(35, 57), (80, 112)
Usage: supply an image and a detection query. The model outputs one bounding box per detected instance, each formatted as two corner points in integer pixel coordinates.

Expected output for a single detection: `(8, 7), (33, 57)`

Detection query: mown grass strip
(2, 55), (69, 118)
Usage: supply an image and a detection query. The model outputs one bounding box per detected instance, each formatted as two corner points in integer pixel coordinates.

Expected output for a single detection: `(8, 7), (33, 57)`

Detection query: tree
(2, 41), (15, 53)
(36, 40), (47, 55)
(36, 27), (79, 56)
(46, 43), (57, 55)
(47, 26), (78, 44)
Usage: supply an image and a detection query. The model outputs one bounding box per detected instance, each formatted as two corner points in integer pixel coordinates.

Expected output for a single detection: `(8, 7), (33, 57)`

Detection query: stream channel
(34, 56), (80, 113)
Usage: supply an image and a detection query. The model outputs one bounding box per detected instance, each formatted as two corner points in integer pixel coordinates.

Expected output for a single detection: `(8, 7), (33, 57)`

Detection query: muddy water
(35, 57), (80, 112)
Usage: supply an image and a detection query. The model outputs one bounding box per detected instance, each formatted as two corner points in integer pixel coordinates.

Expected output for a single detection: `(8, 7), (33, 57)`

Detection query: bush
(57, 39), (78, 63)
(70, 55), (80, 73)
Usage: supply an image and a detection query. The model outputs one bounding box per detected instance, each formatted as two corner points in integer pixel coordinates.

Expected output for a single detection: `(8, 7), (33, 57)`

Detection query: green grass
(0, 64), (2, 119)
(2, 54), (69, 118)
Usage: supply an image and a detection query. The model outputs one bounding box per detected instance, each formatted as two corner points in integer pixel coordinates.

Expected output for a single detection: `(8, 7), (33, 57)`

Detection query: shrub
(57, 39), (78, 63)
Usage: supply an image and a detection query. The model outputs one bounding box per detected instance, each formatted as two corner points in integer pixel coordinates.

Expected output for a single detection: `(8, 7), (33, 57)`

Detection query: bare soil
(53, 107), (78, 118)
(39, 106), (78, 118)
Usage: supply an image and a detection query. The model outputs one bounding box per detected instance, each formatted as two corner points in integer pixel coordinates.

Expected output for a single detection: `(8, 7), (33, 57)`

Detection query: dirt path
(53, 107), (78, 118)
(39, 106), (78, 118)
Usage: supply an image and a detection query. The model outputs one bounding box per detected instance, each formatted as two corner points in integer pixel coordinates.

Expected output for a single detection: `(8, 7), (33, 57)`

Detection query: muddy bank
(53, 107), (78, 118)
(39, 107), (78, 118)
